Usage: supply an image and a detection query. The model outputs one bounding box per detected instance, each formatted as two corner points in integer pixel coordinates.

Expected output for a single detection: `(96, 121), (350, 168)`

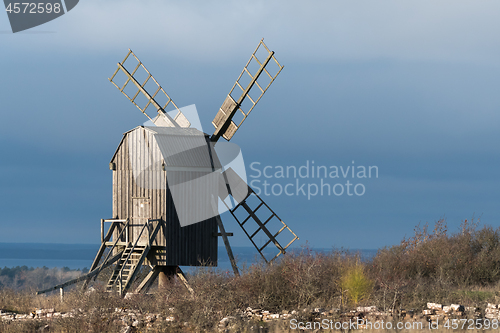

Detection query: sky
(1, 0), (499, 251)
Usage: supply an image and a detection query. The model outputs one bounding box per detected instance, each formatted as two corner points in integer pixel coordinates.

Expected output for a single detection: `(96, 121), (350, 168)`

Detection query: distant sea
(0, 243), (378, 271)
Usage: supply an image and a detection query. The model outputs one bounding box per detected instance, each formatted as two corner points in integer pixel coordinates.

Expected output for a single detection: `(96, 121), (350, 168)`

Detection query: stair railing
(93, 219), (130, 278)
(113, 220), (151, 288)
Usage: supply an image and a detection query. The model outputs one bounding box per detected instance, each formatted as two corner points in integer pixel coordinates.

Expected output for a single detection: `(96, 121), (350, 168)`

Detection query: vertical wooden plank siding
(110, 127), (217, 266)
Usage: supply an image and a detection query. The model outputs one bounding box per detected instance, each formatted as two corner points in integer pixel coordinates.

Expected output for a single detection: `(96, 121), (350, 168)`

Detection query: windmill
(37, 39), (298, 297)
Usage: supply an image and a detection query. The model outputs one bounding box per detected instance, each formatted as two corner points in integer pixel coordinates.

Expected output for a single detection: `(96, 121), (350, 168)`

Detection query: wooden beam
(82, 221), (119, 290)
(117, 62), (180, 127)
(241, 201), (285, 253)
(83, 219), (130, 290)
(212, 232), (234, 237)
(36, 251), (123, 295)
(216, 215), (240, 276)
(176, 267), (194, 295)
(135, 266), (161, 294)
(211, 49), (275, 143)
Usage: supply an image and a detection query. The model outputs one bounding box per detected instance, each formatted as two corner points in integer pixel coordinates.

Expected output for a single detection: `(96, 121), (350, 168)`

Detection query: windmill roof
(142, 126), (208, 137)
(154, 133), (219, 169)
(111, 126), (221, 169)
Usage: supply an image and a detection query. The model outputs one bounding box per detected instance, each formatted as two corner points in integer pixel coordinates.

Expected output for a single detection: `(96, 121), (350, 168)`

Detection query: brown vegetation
(1, 218), (500, 332)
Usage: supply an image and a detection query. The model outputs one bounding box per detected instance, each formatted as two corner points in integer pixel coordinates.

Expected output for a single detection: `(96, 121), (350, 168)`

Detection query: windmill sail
(219, 168), (298, 262)
(211, 39), (283, 142)
(109, 49), (190, 128)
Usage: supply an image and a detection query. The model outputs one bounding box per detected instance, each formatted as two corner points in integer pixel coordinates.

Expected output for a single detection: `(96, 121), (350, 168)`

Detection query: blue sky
(1, 0), (499, 250)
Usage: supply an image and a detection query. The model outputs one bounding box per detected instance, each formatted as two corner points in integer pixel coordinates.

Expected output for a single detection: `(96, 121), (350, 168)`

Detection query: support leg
(216, 216), (240, 276)
(158, 266), (177, 289)
(135, 266), (161, 294)
(176, 267), (194, 295)
(211, 195), (240, 276)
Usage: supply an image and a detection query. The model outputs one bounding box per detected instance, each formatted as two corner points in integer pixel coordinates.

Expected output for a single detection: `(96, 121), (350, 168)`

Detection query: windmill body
(110, 126), (220, 267)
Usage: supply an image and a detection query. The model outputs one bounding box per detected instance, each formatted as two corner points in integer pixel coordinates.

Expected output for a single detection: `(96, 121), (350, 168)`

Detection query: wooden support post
(176, 267), (194, 295)
(119, 271), (123, 296)
(83, 219), (128, 291)
(210, 196), (239, 276)
(101, 219), (104, 243)
(158, 266), (177, 289)
(216, 215), (240, 276)
(135, 266), (161, 294)
(37, 251), (123, 295)
(136, 265), (193, 295)
(59, 288), (64, 302)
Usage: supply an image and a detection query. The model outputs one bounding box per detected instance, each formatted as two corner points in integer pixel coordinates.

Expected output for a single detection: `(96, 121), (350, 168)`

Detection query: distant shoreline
(0, 243), (377, 269)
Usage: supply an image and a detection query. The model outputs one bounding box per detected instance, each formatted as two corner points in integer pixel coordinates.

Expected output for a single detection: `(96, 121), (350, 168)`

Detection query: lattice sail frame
(219, 168), (299, 263)
(109, 49), (190, 128)
(211, 39), (284, 142)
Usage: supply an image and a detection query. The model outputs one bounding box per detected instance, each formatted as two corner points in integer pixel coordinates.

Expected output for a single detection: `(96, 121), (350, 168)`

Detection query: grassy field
(1, 218), (500, 332)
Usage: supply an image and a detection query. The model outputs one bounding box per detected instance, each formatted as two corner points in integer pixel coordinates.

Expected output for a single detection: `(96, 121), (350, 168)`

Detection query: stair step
(105, 239), (154, 294)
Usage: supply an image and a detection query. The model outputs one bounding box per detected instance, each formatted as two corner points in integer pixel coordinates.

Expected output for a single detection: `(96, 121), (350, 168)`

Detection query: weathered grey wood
(158, 266), (177, 289)
(110, 127), (217, 267)
(209, 195), (238, 275)
(210, 46), (275, 142)
(176, 267), (194, 294)
(216, 214), (239, 276)
(213, 232), (234, 237)
(106, 220), (163, 294)
(135, 266), (160, 293)
(82, 220), (123, 290)
(116, 62), (180, 127)
(242, 201), (283, 250)
(37, 251), (122, 295)
(91, 219), (130, 282)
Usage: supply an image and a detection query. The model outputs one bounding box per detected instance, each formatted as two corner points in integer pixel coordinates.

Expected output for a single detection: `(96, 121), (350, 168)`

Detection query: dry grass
(1, 218), (500, 332)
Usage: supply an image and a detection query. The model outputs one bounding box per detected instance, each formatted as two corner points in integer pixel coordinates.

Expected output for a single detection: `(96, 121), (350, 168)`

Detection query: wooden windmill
(38, 40), (298, 296)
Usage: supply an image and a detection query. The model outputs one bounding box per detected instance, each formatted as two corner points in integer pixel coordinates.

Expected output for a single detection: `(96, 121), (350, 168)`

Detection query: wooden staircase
(105, 219), (162, 295)
(106, 244), (149, 293)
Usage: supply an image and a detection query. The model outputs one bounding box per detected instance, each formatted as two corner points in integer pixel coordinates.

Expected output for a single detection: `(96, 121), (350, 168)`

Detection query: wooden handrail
(93, 219), (130, 279)
(115, 220), (150, 280)
(36, 251), (123, 295)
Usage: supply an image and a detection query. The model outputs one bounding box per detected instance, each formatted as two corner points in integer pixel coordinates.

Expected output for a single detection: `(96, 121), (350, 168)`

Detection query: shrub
(3, 217), (500, 331)
(341, 261), (374, 306)
(368, 217), (500, 310)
